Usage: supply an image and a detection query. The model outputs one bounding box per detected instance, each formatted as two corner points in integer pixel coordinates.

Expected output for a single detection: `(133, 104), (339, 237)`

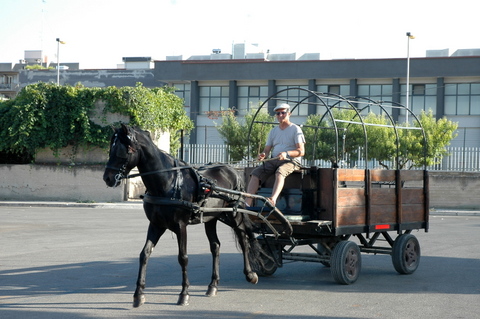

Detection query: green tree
(303, 108), (363, 165)
(217, 108), (273, 161)
(303, 109), (457, 169)
(402, 110), (458, 169)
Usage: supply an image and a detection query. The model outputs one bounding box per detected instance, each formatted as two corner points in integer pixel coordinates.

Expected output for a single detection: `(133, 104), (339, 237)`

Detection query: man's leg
(269, 172), (286, 206)
(245, 174), (260, 206)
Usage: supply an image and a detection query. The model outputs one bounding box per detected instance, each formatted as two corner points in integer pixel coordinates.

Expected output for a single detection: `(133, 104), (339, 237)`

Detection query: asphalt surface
(1, 202), (479, 319)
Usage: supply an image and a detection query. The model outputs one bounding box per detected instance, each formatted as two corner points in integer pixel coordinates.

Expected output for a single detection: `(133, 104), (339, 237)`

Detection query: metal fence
(181, 144), (480, 172)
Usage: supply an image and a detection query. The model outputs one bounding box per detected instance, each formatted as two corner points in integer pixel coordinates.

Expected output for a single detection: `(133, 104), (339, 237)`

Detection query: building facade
(154, 56), (480, 148)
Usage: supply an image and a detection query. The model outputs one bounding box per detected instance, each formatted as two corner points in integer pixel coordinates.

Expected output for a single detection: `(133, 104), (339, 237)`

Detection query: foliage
(97, 84), (193, 153)
(217, 107), (274, 161)
(0, 82), (193, 160)
(303, 109), (362, 164)
(25, 65), (54, 70)
(352, 110), (457, 169)
(302, 109), (457, 169)
(403, 110), (458, 168)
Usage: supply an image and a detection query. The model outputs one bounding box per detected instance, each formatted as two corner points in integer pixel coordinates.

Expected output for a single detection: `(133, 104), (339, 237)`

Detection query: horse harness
(139, 165), (243, 225)
(107, 132), (241, 223)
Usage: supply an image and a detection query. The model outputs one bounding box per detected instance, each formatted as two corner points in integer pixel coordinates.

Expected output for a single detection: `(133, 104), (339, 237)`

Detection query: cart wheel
(331, 240), (361, 285)
(392, 234), (420, 274)
(255, 242), (280, 276)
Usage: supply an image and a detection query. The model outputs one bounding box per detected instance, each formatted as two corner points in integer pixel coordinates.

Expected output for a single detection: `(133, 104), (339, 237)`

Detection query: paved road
(1, 205), (479, 318)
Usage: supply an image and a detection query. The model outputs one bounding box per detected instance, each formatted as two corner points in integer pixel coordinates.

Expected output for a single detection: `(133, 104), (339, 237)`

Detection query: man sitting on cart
(245, 103), (305, 206)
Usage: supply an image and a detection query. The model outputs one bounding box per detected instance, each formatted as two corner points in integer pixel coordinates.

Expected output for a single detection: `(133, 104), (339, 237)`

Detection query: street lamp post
(405, 32), (415, 123)
(56, 38), (65, 85)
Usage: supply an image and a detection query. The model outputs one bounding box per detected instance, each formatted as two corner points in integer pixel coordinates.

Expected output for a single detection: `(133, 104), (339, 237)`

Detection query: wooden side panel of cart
(317, 168), (429, 235)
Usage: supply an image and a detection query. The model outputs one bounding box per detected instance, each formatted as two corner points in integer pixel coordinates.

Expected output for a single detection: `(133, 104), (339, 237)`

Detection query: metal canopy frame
(247, 87), (428, 170)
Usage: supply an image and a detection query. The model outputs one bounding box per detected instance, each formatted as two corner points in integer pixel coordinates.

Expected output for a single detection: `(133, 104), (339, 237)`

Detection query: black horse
(103, 124), (263, 306)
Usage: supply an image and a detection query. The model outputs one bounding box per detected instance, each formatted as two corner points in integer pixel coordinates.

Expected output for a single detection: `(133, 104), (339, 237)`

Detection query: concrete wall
(0, 165), (124, 202)
(35, 146), (108, 165)
(429, 171), (480, 210)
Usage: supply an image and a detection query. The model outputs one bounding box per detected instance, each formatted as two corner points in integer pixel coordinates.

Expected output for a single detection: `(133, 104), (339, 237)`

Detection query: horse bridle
(106, 131), (195, 186)
(105, 132), (138, 186)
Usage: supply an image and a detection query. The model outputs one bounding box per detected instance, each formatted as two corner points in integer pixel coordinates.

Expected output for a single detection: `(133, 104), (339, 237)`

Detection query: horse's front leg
(133, 223), (165, 308)
(204, 219), (220, 297)
(175, 222), (190, 306)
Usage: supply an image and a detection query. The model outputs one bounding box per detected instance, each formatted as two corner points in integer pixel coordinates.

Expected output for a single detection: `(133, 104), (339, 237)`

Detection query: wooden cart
(243, 88), (429, 284)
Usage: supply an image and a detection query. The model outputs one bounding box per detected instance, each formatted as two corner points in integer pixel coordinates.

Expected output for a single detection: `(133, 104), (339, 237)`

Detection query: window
(199, 86), (229, 113)
(276, 85), (309, 116)
(315, 84), (350, 114)
(172, 83), (191, 106)
(400, 83), (436, 116)
(237, 85), (268, 115)
(412, 84), (425, 95)
(357, 84), (393, 115)
(316, 84), (349, 96)
(444, 83), (480, 115)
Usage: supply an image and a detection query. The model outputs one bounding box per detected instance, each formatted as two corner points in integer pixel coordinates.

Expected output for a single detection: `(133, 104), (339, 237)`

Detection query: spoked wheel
(255, 238), (281, 276)
(331, 240), (361, 285)
(392, 234), (421, 274)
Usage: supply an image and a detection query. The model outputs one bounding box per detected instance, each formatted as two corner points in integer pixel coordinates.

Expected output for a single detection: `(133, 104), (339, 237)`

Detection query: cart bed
(245, 167), (429, 237)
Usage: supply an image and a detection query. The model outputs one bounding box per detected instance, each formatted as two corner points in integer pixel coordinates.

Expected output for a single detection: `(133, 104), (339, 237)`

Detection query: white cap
(273, 103), (290, 112)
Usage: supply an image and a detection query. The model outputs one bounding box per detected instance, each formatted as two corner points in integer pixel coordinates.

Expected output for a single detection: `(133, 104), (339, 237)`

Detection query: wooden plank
(402, 189), (425, 205)
(370, 188), (396, 205)
(336, 206), (366, 226)
(370, 204), (397, 224)
(401, 204), (426, 223)
(337, 169), (365, 182)
(399, 170), (425, 182)
(370, 169), (396, 182)
(337, 188), (365, 207)
(317, 168), (334, 221)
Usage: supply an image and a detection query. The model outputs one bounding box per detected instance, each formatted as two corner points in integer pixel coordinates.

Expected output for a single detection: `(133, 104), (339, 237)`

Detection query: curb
(429, 210), (480, 217)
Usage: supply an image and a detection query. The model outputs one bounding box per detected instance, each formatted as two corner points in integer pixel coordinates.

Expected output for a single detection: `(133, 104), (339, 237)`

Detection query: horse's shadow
(0, 259), (137, 298)
(0, 252), (252, 301)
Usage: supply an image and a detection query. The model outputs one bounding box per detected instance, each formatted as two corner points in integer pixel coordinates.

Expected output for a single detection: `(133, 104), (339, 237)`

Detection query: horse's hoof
(247, 272), (259, 284)
(177, 294), (190, 306)
(206, 286), (218, 297)
(133, 294), (145, 308)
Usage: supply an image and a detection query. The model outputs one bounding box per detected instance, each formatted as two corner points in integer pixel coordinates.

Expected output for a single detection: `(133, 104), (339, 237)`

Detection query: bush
(0, 82), (193, 162)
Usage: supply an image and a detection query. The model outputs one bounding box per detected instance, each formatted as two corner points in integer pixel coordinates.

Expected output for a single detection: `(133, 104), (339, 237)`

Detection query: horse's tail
(241, 212), (274, 273)
(232, 168), (273, 272)
(206, 163), (271, 271)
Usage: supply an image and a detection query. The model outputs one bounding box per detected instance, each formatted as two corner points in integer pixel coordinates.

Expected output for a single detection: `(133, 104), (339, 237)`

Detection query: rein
(125, 165), (194, 180)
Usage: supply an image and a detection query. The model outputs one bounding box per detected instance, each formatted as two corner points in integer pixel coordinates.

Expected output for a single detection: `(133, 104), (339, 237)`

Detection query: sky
(1, 0), (479, 69)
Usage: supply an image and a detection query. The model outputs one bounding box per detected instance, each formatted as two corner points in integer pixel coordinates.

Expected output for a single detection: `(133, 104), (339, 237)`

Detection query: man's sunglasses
(275, 111), (288, 116)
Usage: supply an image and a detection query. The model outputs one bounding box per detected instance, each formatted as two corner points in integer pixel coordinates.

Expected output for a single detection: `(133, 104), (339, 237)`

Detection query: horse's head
(103, 124), (140, 187)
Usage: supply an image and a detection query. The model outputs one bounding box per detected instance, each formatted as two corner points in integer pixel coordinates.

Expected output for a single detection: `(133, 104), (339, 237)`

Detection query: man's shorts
(250, 159), (299, 183)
